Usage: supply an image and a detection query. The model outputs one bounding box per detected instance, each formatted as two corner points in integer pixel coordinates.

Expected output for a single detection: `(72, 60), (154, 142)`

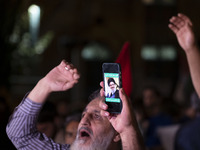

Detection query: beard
(111, 88), (116, 95)
(70, 128), (115, 150)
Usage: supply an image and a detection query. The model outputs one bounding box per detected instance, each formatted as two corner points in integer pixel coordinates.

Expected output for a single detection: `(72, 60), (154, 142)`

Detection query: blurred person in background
(36, 101), (57, 140)
(54, 111), (82, 145)
(174, 91), (200, 150)
(141, 86), (173, 150)
(54, 100), (70, 130)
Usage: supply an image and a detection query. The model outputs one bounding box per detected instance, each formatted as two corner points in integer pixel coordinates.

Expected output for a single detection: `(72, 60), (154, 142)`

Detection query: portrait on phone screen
(103, 63), (122, 113)
(104, 73), (120, 100)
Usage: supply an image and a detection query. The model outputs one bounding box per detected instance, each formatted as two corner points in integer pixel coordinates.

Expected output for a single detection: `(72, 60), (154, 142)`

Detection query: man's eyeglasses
(109, 83), (115, 87)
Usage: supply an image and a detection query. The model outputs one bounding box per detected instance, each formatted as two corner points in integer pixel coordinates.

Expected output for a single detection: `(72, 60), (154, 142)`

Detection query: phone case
(102, 63), (122, 113)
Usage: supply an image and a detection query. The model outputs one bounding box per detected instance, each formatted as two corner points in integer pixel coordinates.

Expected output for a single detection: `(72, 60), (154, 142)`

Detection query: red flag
(115, 42), (132, 97)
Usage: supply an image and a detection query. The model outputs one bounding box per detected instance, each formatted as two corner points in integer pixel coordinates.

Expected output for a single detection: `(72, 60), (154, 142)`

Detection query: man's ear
(113, 132), (121, 142)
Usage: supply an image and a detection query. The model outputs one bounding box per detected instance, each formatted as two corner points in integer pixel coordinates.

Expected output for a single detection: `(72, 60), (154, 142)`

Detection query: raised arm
(6, 60), (80, 150)
(169, 13), (200, 98)
(99, 81), (145, 150)
(28, 60), (80, 103)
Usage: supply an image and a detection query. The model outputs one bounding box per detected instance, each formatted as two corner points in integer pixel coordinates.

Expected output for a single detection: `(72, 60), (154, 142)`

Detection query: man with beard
(106, 78), (119, 98)
(6, 60), (145, 150)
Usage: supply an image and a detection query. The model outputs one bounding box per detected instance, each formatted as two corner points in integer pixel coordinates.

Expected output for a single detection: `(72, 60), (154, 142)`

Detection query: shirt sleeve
(6, 93), (70, 150)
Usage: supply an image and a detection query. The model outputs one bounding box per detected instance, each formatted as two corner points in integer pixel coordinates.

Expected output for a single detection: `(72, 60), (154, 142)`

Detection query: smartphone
(102, 63), (122, 114)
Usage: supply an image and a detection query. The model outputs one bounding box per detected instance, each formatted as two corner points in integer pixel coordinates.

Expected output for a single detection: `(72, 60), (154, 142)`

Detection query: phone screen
(104, 73), (120, 102)
(102, 63), (122, 113)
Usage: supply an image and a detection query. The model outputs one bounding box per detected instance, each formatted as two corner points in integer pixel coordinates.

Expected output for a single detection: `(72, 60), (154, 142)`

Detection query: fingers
(60, 60), (70, 68)
(168, 23), (178, 34)
(99, 87), (130, 117)
(60, 60), (80, 80)
(169, 16), (184, 34)
(169, 13), (193, 34)
(99, 81), (110, 117)
(178, 13), (193, 26)
(99, 99), (110, 117)
(170, 16), (184, 29)
(60, 60), (74, 70)
(73, 71), (80, 80)
(100, 88), (104, 97)
(100, 81), (104, 97)
(63, 80), (79, 90)
(119, 88), (130, 108)
(100, 81), (104, 88)
(71, 68), (80, 80)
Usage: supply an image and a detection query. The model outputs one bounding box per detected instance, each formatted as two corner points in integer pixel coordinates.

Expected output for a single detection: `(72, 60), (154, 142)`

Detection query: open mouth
(78, 127), (92, 139)
(81, 131), (90, 137)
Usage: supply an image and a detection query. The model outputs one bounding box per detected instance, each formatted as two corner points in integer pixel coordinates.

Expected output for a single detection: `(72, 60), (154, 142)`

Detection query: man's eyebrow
(93, 110), (100, 114)
(82, 108), (100, 114)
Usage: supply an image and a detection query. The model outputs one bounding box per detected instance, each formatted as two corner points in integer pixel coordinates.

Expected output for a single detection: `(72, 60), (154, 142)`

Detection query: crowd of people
(1, 13), (200, 150)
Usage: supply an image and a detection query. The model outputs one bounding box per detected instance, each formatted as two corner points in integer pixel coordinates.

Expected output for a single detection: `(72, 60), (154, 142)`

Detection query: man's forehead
(84, 97), (102, 111)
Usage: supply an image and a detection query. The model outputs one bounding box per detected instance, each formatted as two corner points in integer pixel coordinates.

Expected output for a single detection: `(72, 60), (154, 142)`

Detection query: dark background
(0, 0), (199, 122)
(1, 0), (200, 149)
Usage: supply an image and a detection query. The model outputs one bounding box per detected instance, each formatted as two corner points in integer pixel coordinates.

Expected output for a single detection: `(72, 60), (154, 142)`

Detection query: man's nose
(80, 113), (91, 126)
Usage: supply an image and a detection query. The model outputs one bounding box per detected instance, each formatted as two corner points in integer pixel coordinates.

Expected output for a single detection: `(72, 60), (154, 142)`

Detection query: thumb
(63, 80), (78, 91)
(119, 88), (132, 113)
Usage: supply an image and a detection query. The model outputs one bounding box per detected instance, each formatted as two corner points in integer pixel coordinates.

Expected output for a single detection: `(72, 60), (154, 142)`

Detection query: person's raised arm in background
(6, 60), (80, 150)
(169, 13), (200, 98)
